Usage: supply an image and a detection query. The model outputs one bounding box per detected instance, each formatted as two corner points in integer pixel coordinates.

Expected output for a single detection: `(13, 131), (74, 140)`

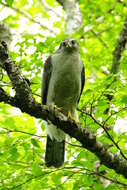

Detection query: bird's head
(59, 39), (79, 53)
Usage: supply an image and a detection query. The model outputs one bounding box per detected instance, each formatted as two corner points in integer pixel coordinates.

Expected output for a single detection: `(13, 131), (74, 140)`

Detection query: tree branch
(56, 0), (82, 34)
(40, 0), (63, 18)
(81, 110), (127, 161)
(56, 0), (64, 6)
(0, 87), (16, 106)
(1, 2), (55, 34)
(0, 42), (127, 178)
(111, 16), (127, 74)
(0, 126), (46, 138)
(64, 167), (127, 187)
(90, 29), (109, 48)
(102, 16), (127, 113)
(0, 126), (82, 148)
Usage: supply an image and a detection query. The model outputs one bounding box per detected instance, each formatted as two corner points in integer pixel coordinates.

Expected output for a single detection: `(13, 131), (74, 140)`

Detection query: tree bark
(111, 16), (127, 74)
(57, 0), (82, 34)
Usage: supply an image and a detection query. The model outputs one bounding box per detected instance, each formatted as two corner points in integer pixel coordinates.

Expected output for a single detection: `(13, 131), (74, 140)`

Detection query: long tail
(45, 135), (65, 168)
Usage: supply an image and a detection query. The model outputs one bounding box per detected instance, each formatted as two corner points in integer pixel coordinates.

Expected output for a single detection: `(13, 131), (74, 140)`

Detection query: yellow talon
(67, 111), (79, 123)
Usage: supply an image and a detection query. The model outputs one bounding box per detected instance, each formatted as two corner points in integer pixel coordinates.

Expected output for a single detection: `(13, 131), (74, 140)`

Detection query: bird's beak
(67, 41), (72, 48)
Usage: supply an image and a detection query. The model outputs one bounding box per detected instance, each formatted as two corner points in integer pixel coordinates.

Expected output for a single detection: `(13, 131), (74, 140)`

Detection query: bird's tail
(45, 135), (65, 168)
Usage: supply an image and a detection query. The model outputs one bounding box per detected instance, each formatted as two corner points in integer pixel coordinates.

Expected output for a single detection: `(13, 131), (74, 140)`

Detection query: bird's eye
(71, 40), (75, 45)
(62, 41), (66, 46)
(59, 41), (66, 49)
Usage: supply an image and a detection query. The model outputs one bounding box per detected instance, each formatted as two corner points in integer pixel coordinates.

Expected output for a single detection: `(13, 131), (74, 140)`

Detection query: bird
(41, 38), (85, 168)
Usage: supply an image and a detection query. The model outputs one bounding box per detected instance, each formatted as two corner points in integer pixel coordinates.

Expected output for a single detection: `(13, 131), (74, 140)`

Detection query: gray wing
(42, 56), (65, 168)
(41, 56), (52, 105)
(78, 62), (85, 103)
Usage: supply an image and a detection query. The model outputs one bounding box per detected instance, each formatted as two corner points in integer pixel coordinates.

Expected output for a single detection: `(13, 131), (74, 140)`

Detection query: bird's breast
(47, 52), (82, 111)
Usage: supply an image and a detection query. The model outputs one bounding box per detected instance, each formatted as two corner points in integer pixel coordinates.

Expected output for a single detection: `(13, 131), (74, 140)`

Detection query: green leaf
(31, 161), (42, 175)
(121, 95), (127, 104)
(5, 0), (14, 6)
(9, 146), (20, 160)
(31, 138), (40, 148)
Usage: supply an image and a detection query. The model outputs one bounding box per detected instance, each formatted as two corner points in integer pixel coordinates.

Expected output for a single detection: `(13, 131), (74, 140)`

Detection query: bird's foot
(67, 111), (78, 123)
(49, 103), (62, 113)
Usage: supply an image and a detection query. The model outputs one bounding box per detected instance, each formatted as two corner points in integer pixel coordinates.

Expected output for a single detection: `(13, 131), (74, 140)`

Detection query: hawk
(41, 39), (85, 167)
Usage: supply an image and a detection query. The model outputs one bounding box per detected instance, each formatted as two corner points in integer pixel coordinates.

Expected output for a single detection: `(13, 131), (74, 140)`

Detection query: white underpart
(46, 123), (65, 142)
(45, 110), (79, 142)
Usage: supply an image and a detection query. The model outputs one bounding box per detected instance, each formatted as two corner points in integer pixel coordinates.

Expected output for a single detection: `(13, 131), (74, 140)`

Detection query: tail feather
(45, 135), (65, 168)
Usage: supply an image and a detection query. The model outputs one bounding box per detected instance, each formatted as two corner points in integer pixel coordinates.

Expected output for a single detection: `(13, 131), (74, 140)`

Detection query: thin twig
(0, 126), (84, 149)
(1, 2), (56, 34)
(8, 165), (127, 189)
(91, 29), (109, 48)
(8, 168), (62, 190)
(79, 171), (127, 187)
(64, 166), (127, 187)
(0, 126), (46, 138)
(103, 106), (127, 125)
(65, 141), (82, 148)
(107, 0), (118, 13)
(40, 0), (63, 18)
(32, 92), (41, 97)
(81, 110), (127, 161)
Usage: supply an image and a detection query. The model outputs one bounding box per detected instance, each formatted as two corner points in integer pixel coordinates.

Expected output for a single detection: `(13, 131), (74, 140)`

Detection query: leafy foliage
(5, 0), (14, 6)
(0, 0), (127, 189)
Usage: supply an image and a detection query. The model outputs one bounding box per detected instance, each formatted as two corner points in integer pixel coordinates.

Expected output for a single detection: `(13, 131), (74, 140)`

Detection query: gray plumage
(41, 39), (85, 167)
